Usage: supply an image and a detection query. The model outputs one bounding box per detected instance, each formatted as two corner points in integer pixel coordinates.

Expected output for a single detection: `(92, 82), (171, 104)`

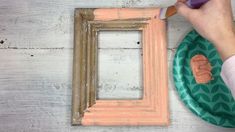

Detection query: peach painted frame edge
(72, 8), (169, 126)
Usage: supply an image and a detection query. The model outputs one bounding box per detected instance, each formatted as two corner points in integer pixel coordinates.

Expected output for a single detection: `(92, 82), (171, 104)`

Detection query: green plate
(173, 30), (235, 128)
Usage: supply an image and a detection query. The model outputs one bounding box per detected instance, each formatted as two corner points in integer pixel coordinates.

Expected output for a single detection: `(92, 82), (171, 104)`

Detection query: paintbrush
(159, 0), (209, 19)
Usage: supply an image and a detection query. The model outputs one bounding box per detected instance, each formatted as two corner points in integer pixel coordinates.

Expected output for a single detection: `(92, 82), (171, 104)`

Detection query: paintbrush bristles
(159, 6), (177, 19)
(166, 6), (177, 18)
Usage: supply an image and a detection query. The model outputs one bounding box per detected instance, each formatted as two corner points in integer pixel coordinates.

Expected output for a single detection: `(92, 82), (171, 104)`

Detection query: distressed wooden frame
(72, 8), (169, 126)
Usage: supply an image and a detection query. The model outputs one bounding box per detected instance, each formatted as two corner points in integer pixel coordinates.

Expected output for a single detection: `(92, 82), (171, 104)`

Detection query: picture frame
(72, 8), (169, 126)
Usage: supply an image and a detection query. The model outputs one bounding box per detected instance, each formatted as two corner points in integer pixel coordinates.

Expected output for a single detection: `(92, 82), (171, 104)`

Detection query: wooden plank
(0, 0), (235, 131)
(0, 0), (235, 49)
(97, 31), (142, 99)
(0, 49), (234, 131)
(97, 49), (143, 99)
(0, 0), (176, 49)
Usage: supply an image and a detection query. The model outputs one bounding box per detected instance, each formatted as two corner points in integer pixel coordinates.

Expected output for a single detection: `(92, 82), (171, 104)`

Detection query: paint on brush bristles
(159, 6), (177, 19)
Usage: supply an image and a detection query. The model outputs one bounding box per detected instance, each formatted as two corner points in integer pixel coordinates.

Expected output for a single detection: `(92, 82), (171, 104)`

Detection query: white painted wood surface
(0, 0), (235, 132)
(97, 31), (143, 99)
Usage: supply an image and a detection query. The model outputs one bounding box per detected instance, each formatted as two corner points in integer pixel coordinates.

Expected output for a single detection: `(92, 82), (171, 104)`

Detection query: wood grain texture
(72, 9), (95, 124)
(0, 49), (234, 131)
(97, 31), (143, 99)
(73, 8), (168, 126)
(1, 0), (235, 131)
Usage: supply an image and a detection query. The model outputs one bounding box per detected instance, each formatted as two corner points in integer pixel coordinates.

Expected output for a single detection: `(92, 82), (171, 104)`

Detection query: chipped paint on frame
(72, 8), (169, 126)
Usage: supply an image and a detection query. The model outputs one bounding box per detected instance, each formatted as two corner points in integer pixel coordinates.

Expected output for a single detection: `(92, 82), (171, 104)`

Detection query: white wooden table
(0, 0), (235, 132)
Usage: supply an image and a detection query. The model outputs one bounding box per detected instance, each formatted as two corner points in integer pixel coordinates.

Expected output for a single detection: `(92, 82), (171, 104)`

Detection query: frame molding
(72, 8), (169, 126)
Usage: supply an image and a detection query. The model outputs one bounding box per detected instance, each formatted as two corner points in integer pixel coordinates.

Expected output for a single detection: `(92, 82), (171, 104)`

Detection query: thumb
(175, 2), (197, 21)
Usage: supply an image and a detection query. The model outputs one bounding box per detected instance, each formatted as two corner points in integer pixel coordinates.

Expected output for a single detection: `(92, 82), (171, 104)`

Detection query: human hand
(175, 0), (235, 60)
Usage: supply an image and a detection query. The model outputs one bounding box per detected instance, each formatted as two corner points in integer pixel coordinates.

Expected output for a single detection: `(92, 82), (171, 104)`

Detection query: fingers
(175, 2), (199, 22)
(175, 2), (191, 17)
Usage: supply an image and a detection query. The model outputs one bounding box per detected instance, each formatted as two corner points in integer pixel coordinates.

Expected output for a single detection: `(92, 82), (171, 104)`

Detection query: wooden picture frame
(72, 8), (169, 126)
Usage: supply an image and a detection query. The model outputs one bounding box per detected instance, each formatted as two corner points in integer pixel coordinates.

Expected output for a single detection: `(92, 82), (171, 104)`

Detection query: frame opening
(97, 30), (143, 100)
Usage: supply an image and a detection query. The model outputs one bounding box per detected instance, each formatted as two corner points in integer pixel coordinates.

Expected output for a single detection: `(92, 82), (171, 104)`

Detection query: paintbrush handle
(186, 0), (209, 9)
